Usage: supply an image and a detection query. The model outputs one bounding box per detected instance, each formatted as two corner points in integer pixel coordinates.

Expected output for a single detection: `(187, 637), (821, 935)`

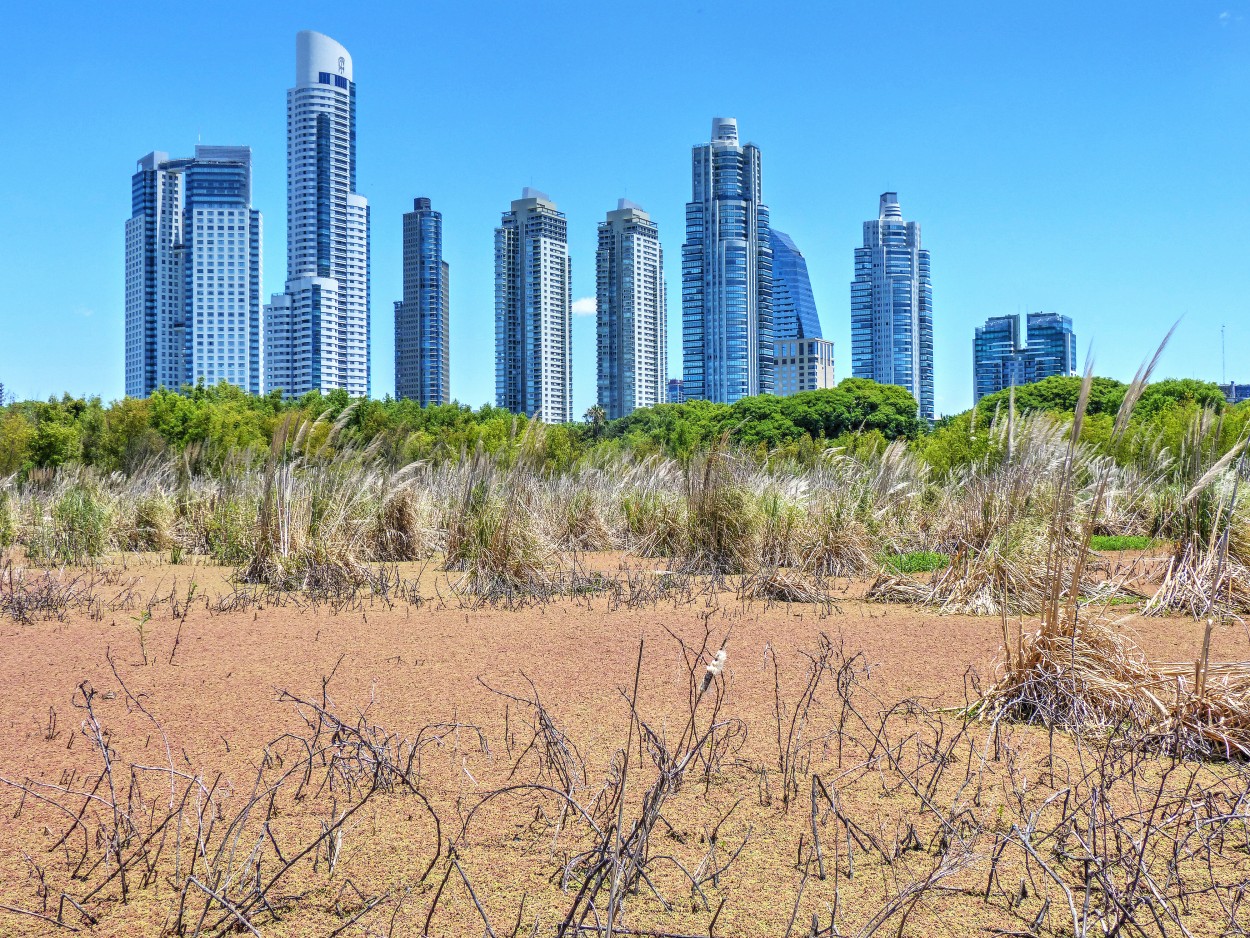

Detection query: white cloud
(572, 296), (596, 316)
(74, 306), (95, 318)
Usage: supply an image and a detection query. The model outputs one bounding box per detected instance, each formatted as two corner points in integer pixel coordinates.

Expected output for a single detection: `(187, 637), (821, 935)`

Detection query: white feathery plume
(700, 649), (727, 692)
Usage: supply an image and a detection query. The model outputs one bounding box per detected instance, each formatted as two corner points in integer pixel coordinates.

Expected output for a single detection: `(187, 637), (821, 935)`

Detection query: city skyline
(5, 4), (1250, 416)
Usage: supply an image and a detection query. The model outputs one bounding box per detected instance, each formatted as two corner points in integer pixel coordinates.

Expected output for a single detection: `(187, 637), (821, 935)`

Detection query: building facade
(596, 199), (666, 419)
(770, 229), (820, 341)
(494, 189), (572, 423)
(774, 338), (835, 396)
(125, 147), (262, 398)
(666, 378), (685, 404)
(1219, 383), (1250, 404)
(394, 198), (449, 404)
(265, 30), (370, 398)
(681, 117), (773, 403)
(973, 312), (1077, 402)
(851, 192), (933, 420)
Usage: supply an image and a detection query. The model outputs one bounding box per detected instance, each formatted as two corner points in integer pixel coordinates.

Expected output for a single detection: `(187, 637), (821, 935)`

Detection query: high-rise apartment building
(596, 199), (666, 419)
(681, 117), (773, 403)
(666, 378), (685, 404)
(851, 192), (933, 420)
(973, 312), (1077, 402)
(494, 189), (572, 423)
(125, 147), (262, 398)
(394, 198), (449, 404)
(265, 30), (370, 398)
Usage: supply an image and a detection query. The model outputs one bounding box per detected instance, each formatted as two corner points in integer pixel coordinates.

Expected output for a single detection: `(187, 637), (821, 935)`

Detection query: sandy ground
(0, 554), (1244, 936)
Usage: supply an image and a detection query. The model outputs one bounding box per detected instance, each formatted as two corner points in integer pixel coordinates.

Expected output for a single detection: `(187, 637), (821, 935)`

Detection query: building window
(318, 72), (331, 84)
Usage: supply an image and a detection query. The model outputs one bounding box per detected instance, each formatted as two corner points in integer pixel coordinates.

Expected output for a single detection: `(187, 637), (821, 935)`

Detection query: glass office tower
(596, 199), (666, 419)
(394, 198), (449, 404)
(494, 189), (572, 423)
(770, 229), (820, 341)
(681, 117), (773, 403)
(265, 30), (370, 397)
(850, 192), (933, 420)
(125, 147), (262, 397)
(973, 312), (1077, 402)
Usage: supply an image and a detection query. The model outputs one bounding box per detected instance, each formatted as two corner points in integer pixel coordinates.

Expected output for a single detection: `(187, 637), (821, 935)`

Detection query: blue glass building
(851, 193), (933, 420)
(769, 229), (820, 341)
(681, 117), (773, 403)
(394, 198), (449, 404)
(973, 312), (1077, 402)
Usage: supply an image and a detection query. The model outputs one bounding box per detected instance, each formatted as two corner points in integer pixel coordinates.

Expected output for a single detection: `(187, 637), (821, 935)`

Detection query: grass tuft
(881, 550), (949, 573)
(1089, 534), (1155, 551)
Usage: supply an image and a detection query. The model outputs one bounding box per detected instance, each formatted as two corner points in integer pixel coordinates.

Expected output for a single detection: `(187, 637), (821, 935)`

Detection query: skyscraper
(394, 198), (449, 404)
(769, 229), (820, 341)
(494, 189), (572, 423)
(973, 312), (1077, 402)
(125, 147), (262, 398)
(851, 192), (933, 420)
(769, 228), (834, 396)
(681, 117), (773, 403)
(596, 199), (666, 419)
(264, 30), (369, 398)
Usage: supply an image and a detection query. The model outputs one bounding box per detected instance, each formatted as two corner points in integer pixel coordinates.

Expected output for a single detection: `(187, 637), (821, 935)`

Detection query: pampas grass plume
(701, 649), (727, 692)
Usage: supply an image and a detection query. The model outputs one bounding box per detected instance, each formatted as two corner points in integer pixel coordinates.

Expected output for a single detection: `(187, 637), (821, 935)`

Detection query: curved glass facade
(769, 228), (820, 341)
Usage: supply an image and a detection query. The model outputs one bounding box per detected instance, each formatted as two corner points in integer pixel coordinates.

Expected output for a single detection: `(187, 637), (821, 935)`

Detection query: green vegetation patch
(882, 551), (950, 573)
(1089, 535), (1155, 552)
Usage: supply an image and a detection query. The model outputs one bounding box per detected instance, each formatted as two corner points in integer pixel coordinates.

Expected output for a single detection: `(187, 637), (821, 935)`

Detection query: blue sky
(3, 1), (1249, 417)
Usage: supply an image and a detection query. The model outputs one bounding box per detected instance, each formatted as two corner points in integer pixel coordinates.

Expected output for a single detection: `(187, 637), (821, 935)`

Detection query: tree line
(0, 375), (1241, 477)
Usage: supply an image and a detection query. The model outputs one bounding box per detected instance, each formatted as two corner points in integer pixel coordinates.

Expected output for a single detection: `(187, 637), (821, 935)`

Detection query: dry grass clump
(1145, 406), (1250, 615)
(980, 340), (1250, 759)
(738, 567), (832, 603)
(370, 465), (440, 561)
(870, 412), (1098, 614)
(444, 443), (552, 596)
(544, 464), (625, 552)
(683, 436), (763, 574)
(238, 414), (375, 590)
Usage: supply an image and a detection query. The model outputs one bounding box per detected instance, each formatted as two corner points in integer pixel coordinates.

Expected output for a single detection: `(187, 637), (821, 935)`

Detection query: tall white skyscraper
(596, 199), (666, 419)
(494, 189), (572, 423)
(125, 147), (262, 397)
(265, 30), (370, 397)
(681, 117), (773, 403)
